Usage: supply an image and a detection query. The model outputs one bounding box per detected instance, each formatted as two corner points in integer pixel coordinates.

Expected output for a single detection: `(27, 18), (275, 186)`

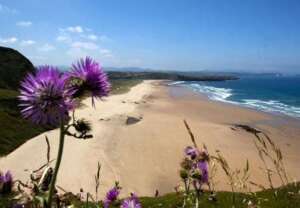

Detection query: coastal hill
(107, 71), (239, 81)
(0, 47), (46, 156)
(0, 46), (35, 90)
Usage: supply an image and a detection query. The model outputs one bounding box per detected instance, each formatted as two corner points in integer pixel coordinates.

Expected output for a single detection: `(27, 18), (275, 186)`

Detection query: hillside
(107, 71), (239, 81)
(0, 46), (35, 90)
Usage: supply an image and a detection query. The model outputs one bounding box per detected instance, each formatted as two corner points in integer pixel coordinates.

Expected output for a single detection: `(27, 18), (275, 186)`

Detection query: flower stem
(47, 121), (65, 208)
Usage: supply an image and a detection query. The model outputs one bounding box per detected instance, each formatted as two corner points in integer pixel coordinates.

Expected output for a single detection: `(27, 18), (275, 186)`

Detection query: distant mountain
(0, 46), (35, 89)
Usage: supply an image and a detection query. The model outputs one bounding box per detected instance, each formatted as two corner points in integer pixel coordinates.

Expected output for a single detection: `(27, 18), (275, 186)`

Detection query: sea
(171, 74), (300, 119)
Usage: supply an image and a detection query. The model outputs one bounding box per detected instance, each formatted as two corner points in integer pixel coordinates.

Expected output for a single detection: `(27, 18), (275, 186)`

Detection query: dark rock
(0, 46), (35, 89)
(233, 124), (261, 134)
(126, 116), (142, 125)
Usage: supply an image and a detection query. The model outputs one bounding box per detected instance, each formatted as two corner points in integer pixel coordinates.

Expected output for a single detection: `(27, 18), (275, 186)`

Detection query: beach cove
(1, 80), (299, 197)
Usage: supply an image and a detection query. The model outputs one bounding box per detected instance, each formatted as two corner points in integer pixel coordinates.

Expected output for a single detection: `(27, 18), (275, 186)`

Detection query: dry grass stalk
(95, 162), (101, 202)
(250, 129), (289, 188)
(45, 136), (50, 165)
(183, 119), (198, 148)
(212, 150), (251, 206)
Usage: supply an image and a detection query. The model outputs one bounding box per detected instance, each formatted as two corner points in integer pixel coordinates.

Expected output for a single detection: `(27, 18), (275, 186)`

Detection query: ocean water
(171, 75), (300, 119)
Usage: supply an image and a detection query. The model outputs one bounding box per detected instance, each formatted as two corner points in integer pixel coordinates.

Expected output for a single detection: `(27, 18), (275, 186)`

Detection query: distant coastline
(107, 71), (239, 82)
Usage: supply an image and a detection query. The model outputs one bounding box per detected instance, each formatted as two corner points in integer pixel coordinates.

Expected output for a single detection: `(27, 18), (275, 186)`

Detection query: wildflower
(12, 204), (24, 208)
(198, 150), (209, 161)
(121, 193), (142, 208)
(191, 168), (202, 181)
(66, 57), (110, 106)
(179, 169), (189, 180)
(103, 186), (120, 208)
(180, 157), (193, 170)
(184, 146), (199, 159)
(197, 161), (209, 184)
(0, 170), (13, 194)
(19, 66), (74, 126)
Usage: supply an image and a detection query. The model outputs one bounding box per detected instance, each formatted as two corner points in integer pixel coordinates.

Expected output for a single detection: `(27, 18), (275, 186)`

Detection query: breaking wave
(172, 81), (300, 118)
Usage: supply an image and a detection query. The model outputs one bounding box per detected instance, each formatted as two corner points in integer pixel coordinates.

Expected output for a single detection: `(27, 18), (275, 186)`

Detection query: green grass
(111, 183), (300, 208)
(110, 79), (143, 95)
(75, 183), (300, 208)
(0, 89), (50, 156)
(1, 183), (298, 207)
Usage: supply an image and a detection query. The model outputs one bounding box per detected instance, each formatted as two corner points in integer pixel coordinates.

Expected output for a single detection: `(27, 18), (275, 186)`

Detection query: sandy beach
(1, 80), (300, 197)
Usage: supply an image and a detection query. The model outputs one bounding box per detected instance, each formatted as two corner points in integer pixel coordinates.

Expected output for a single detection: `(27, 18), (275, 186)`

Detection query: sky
(0, 0), (300, 73)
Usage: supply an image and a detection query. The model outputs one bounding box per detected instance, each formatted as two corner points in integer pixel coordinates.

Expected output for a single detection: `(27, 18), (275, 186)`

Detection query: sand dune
(1, 80), (300, 197)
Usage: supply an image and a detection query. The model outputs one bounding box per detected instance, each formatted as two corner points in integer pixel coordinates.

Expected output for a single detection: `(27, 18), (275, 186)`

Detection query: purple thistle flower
(184, 146), (199, 159)
(103, 186), (120, 208)
(12, 204), (24, 208)
(197, 161), (209, 184)
(103, 200), (111, 208)
(19, 66), (74, 126)
(121, 193), (142, 208)
(66, 57), (110, 106)
(0, 170), (13, 194)
(0, 170), (12, 183)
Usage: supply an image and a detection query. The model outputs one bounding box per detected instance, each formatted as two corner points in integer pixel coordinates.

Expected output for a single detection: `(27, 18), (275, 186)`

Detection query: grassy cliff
(0, 89), (49, 156)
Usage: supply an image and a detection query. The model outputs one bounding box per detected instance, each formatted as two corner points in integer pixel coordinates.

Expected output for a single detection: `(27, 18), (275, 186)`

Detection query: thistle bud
(179, 169), (189, 180)
(191, 169), (202, 180)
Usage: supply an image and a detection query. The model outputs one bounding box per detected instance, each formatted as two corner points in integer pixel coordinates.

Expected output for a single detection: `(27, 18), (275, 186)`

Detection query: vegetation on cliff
(0, 47), (35, 90)
(107, 71), (238, 81)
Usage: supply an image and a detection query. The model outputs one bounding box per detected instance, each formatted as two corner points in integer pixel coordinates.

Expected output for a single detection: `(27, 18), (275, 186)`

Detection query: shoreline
(168, 81), (300, 123)
(167, 82), (300, 129)
(0, 80), (299, 197)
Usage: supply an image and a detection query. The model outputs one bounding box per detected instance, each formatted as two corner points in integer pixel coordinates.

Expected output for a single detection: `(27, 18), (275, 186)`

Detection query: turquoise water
(172, 75), (300, 119)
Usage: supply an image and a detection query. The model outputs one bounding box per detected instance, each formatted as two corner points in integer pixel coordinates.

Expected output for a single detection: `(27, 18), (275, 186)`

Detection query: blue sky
(0, 0), (300, 73)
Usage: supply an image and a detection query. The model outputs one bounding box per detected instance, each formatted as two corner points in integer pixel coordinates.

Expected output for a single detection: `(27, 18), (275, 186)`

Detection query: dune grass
(1, 183), (299, 207)
(110, 79), (142, 95)
(141, 183), (300, 208)
(64, 182), (300, 207)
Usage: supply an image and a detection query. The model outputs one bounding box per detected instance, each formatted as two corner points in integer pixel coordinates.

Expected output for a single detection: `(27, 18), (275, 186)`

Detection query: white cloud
(65, 26), (84, 33)
(16, 21), (32, 27)
(67, 47), (114, 62)
(87, 34), (98, 41)
(71, 41), (99, 50)
(56, 35), (71, 43)
(66, 47), (87, 58)
(99, 48), (113, 58)
(99, 35), (111, 42)
(0, 4), (17, 14)
(57, 26), (114, 62)
(20, 40), (36, 46)
(0, 37), (18, 44)
(38, 43), (56, 52)
(28, 55), (47, 61)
